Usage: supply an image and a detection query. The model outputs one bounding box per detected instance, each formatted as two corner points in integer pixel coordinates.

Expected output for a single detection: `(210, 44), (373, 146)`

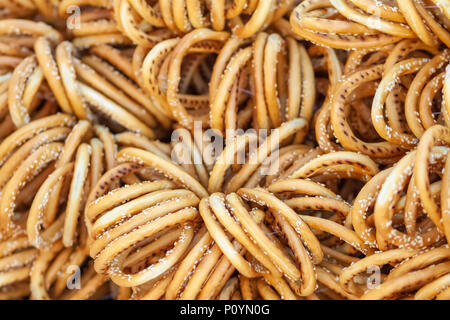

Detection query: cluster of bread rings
(0, 0), (449, 300)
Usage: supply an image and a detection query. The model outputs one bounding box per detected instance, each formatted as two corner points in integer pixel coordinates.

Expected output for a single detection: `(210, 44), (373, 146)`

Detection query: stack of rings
(113, 0), (296, 41)
(0, 0), (449, 301)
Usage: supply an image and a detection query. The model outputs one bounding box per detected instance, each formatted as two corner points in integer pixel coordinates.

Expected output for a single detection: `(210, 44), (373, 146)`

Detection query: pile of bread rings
(0, 0), (449, 300)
